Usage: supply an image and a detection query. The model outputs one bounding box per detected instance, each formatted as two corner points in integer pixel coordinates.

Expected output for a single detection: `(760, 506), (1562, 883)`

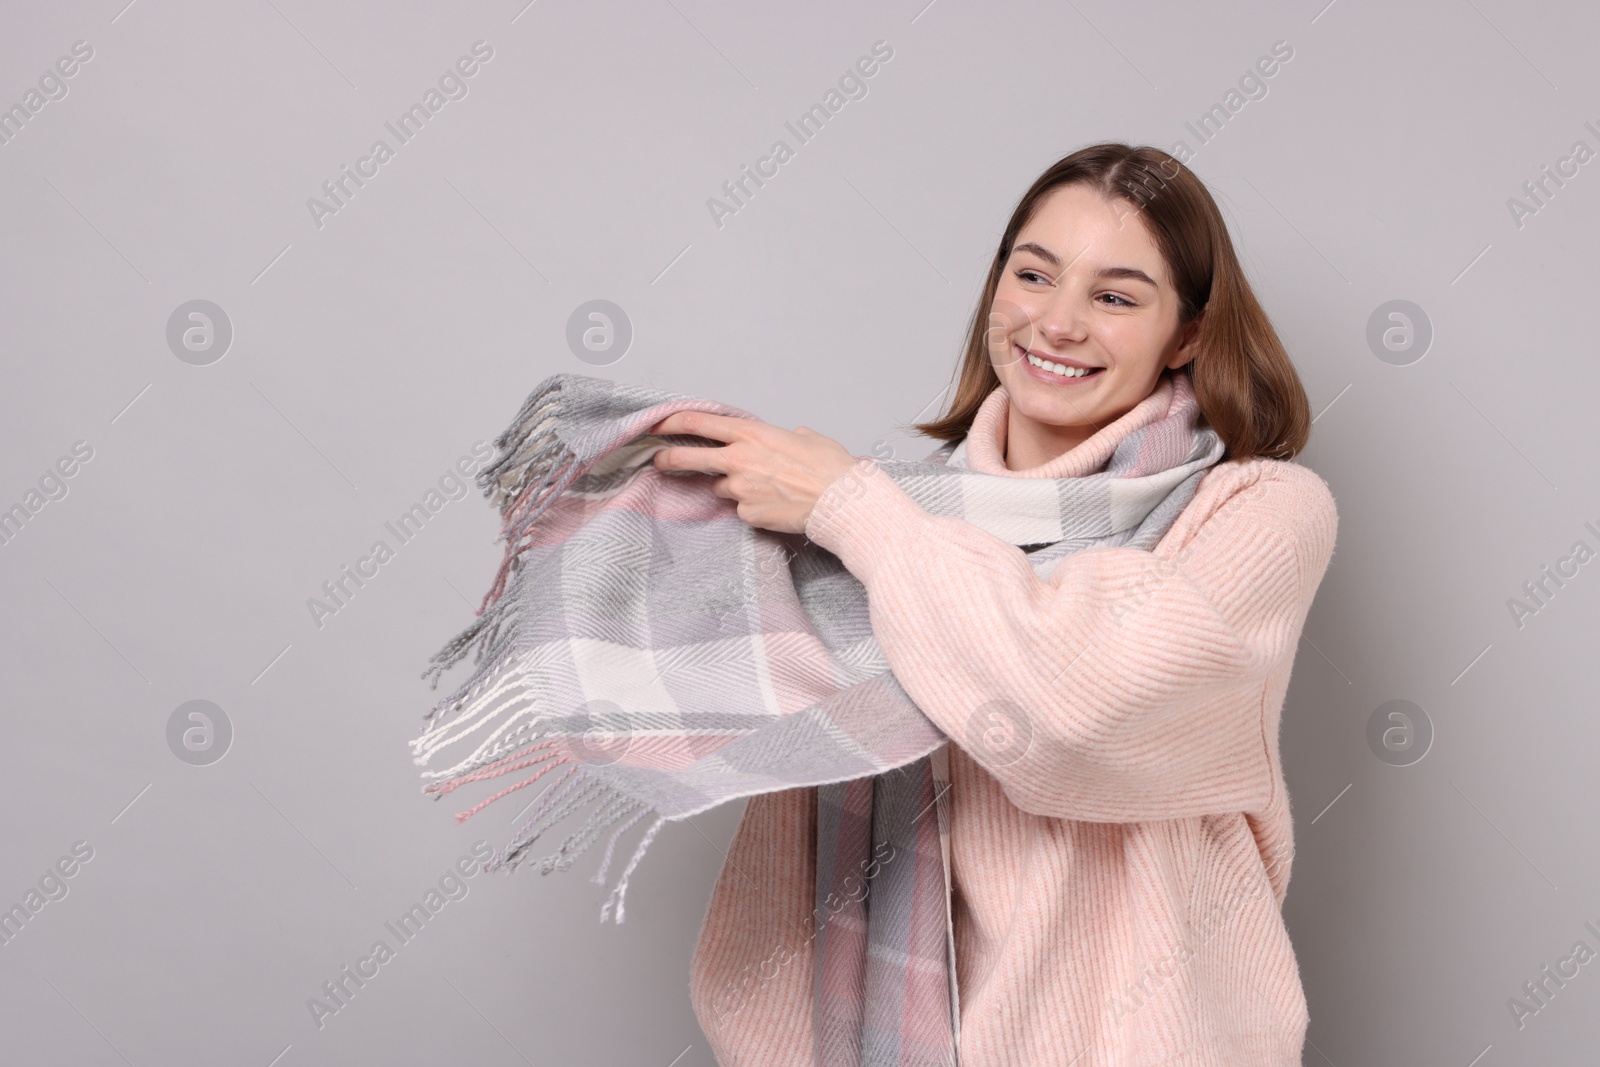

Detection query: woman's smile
(1016, 343), (1106, 385)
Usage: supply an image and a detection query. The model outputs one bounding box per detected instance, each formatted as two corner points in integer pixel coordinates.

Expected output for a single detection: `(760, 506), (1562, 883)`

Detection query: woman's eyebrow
(1012, 242), (1158, 287)
(1098, 265), (1159, 287)
(1013, 241), (1063, 267)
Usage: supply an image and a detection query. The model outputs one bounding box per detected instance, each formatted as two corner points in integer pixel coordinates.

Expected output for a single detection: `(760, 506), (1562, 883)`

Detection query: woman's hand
(648, 410), (860, 535)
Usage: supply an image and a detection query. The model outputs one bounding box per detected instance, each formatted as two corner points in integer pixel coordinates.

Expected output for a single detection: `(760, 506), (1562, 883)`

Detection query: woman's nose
(1033, 288), (1089, 343)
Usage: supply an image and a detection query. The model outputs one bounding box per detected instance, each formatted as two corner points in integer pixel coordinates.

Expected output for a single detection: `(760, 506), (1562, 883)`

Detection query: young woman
(650, 143), (1338, 1066)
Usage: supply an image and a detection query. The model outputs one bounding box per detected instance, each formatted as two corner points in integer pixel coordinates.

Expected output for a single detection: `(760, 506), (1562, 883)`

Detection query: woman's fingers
(656, 440), (732, 474)
(652, 411), (765, 473)
(651, 410), (749, 442)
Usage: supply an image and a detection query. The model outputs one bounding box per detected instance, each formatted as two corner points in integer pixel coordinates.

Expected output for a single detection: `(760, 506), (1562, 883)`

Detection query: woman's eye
(1011, 271), (1135, 308)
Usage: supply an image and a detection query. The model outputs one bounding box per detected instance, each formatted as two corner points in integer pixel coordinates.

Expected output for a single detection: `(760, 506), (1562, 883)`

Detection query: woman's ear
(1167, 314), (1203, 370)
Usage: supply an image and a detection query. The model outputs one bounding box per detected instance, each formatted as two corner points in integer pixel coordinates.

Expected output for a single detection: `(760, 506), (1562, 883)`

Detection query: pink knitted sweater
(688, 378), (1339, 1066)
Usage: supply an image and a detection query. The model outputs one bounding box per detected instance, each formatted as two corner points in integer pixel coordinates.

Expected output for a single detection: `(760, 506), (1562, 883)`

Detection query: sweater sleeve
(802, 456), (1337, 823)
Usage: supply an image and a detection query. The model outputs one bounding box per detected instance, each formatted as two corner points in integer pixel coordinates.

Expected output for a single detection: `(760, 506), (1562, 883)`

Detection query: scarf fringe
(410, 375), (676, 923)
(413, 641), (676, 924)
(418, 375), (582, 703)
(488, 767), (666, 925)
(420, 706), (670, 925)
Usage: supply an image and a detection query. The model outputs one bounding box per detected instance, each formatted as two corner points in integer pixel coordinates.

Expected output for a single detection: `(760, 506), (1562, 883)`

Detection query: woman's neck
(959, 374), (1180, 479)
(1003, 414), (1095, 471)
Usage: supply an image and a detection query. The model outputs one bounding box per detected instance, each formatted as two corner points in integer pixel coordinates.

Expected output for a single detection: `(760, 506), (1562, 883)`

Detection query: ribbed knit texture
(688, 383), (1338, 1066)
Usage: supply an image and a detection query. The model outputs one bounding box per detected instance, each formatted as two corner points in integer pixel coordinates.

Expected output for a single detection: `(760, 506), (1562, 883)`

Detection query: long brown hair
(913, 143), (1311, 462)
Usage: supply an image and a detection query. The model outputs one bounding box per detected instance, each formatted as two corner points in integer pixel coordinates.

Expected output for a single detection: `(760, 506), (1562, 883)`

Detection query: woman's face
(988, 183), (1199, 459)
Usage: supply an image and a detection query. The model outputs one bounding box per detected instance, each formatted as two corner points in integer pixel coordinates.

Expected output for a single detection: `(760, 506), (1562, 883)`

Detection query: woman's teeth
(1025, 352), (1100, 378)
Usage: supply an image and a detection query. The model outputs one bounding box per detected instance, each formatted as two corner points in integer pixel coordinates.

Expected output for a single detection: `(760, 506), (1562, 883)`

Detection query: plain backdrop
(2, 1), (1597, 1064)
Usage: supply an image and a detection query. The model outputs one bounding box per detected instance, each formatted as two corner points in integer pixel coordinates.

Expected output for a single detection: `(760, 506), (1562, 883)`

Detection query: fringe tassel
(418, 595), (517, 698)
(591, 808), (651, 886)
(413, 671), (541, 774)
(412, 374), (676, 925)
(482, 767), (671, 926)
(423, 740), (561, 800)
(451, 755), (573, 822)
(537, 792), (640, 876)
(516, 778), (609, 866)
(418, 375), (583, 700)
(503, 764), (589, 848)
(600, 814), (668, 925)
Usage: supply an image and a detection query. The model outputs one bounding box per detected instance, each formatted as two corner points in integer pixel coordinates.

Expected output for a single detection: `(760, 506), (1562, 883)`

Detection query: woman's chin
(1009, 387), (1097, 428)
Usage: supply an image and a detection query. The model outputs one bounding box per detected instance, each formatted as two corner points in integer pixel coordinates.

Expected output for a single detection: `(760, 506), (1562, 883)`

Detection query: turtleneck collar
(956, 370), (1183, 477)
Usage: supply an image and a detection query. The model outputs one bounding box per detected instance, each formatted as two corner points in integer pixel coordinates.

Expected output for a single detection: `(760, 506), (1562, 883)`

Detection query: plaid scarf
(410, 371), (1223, 1067)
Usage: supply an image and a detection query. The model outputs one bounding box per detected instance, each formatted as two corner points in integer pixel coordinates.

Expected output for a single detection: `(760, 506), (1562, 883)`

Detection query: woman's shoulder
(1194, 455), (1337, 523)
(1168, 456), (1339, 572)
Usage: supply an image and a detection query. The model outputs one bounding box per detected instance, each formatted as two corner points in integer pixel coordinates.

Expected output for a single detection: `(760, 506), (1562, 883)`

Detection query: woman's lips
(1017, 344), (1104, 385)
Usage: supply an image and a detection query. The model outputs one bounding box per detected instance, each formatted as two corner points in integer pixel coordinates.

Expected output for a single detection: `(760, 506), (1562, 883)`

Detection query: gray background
(1, 0), (1596, 1064)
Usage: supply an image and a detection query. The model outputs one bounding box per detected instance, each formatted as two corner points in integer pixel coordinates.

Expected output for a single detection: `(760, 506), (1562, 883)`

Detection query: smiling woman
(678, 143), (1338, 1067)
(917, 144), (1310, 466)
